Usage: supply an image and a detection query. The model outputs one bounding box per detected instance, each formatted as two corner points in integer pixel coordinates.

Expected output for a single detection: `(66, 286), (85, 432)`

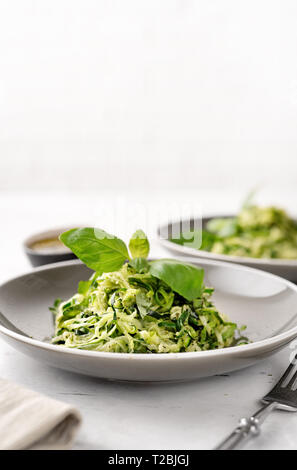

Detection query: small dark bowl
(23, 227), (77, 267)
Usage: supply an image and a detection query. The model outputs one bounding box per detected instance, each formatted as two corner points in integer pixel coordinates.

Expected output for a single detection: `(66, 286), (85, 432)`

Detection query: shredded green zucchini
(51, 263), (246, 353)
(172, 205), (297, 259)
(208, 206), (297, 259)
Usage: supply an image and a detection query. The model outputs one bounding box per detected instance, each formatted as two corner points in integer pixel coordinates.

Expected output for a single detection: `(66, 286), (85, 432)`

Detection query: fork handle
(215, 402), (278, 450)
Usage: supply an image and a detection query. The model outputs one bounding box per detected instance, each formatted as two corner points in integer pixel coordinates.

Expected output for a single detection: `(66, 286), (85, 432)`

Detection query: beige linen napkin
(0, 379), (82, 450)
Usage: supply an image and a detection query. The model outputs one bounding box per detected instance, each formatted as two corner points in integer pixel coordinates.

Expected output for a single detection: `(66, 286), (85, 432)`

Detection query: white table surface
(1, 189), (297, 450)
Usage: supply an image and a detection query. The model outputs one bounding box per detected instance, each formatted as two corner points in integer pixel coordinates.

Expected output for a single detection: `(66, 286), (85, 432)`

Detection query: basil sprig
(129, 229), (150, 259)
(60, 228), (204, 301)
(149, 259), (204, 301)
(60, 228), (129, 275)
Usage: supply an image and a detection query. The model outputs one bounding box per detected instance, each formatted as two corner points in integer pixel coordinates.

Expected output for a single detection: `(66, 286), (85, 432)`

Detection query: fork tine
(287, 369), (297, 390)
(275, 355), (297, 388)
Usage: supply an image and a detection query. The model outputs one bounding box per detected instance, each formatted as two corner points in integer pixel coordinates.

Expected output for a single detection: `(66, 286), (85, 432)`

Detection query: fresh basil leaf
(78, 280), (92, 295)
(60, 228), (129, 275)
(149, 259), (204, 301)
(129, 257), (149, 274)
(136, 292), (152, 319)
(129, 230), (150, 259)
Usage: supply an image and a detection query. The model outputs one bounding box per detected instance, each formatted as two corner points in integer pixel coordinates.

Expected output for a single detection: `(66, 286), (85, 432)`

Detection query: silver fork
(216, 355), (297, 450)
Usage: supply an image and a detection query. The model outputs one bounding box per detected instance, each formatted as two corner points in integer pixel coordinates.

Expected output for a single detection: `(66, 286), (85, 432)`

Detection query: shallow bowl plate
(0, 259), (297, 382)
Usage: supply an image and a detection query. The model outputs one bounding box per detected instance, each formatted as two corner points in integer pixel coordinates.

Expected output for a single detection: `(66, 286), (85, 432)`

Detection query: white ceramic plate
(0, 259), (297, 382)
(158, 216), (297, 282)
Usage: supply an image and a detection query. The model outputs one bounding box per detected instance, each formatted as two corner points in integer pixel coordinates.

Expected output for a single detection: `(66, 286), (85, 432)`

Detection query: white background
(0, 0), (296, 194)
(0, 2), (297, 450)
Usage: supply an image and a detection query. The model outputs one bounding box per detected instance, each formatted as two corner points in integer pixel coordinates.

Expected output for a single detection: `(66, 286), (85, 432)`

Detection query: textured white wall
(0, 0), (296, 192)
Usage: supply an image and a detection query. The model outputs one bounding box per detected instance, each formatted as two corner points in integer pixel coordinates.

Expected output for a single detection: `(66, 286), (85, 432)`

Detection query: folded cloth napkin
(0, 379), (82, 450)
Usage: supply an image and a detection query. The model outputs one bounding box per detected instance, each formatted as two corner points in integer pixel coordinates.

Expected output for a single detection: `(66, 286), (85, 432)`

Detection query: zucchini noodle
(173, 206), (297, 259)
(209, 206), (297, 259)
(51, 263), (246, 353)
